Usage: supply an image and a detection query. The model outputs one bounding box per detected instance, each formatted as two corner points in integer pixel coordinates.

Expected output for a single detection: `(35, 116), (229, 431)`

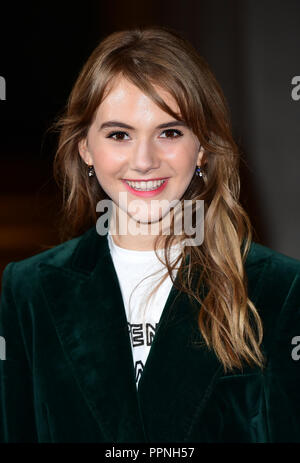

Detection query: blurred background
(0, 0), (300, 280)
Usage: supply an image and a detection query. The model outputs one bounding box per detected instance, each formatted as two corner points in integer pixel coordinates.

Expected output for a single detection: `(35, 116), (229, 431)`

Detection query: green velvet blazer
(1, 225), (300, 443)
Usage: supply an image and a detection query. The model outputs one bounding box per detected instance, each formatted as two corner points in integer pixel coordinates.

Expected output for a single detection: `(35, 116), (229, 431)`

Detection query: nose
(129, 138), (160, 174)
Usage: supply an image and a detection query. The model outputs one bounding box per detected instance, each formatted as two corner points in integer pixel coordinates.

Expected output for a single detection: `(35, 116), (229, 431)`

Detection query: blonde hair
(50, 25), (265, 374)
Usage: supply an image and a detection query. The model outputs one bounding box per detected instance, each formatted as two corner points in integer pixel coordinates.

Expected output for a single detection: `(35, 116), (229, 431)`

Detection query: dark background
(1, 0), (299, 276)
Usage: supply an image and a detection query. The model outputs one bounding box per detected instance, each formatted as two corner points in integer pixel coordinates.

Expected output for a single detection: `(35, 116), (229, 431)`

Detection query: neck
(107, 204), (182, 251)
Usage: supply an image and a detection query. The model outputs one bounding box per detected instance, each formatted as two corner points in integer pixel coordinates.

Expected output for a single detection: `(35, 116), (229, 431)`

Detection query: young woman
(1, 26), (300, 443)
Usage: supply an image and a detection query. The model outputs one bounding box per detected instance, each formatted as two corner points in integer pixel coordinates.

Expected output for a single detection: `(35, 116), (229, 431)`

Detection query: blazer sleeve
(0, 262), (38, 442)
(265, 270), (300, 442)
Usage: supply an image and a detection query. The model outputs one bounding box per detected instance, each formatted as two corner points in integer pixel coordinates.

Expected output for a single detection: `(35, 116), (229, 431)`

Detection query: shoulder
(246, 241), (300, 368)
(247, 240), (300, 272)
(246, 240), (300, 314)
(0, 226), (98, 294)
(246, 240), (300, 292)
(245, 241), (300, 322)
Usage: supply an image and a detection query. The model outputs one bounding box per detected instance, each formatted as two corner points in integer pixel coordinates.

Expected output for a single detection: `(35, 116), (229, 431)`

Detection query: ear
(196, 145), (206, 167)
(78, 138), (93, 165)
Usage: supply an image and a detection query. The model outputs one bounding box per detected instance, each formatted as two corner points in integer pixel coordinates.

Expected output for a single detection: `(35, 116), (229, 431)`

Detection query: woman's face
(78, 75), (204, 229)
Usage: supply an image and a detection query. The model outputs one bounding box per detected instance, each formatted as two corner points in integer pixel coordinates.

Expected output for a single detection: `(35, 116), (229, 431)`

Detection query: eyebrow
(99, 120), (188, 131)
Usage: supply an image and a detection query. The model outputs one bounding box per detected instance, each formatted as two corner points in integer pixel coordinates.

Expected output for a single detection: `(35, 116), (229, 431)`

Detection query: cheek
(92, 147), (123, 177)
(170, 144), (197, 175)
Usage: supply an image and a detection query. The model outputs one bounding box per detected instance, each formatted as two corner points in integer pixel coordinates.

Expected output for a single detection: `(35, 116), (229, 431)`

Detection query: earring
(88, 165), (95, 177)
(195, 166), (203, 177)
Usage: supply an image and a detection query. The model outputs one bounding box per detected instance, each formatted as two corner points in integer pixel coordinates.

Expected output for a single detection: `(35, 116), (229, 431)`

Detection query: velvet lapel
(38, 226), (265, 443)
(137, 244), (271, 442)
(38, 227), (144, 442)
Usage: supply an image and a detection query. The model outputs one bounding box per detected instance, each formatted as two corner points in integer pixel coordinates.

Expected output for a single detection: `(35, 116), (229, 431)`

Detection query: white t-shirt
(107, 232), (184, 388)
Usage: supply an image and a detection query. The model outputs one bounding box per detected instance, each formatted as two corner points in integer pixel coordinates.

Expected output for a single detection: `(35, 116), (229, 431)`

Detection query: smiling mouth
(122, 178), (168, 191)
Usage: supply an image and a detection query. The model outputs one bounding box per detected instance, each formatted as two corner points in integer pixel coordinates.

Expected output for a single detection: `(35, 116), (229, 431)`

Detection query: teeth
(125, 179), (166, 191)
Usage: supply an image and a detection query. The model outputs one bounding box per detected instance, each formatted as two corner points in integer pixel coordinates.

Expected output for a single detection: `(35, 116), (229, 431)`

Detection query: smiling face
(78, 75), (204, 235)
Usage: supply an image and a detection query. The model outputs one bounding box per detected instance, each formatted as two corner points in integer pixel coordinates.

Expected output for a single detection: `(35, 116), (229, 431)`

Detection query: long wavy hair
(51, 25), (265, 374)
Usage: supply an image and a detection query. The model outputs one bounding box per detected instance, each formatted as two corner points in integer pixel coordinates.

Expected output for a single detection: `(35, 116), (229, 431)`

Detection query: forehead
(96, 75), (180, 119)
